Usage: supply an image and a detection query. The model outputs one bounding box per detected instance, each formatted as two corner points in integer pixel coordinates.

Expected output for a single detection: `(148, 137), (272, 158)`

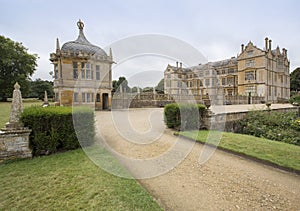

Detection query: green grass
(179, 130), (300, 172)
(0, 149), (161, 210)
(0, 101), (43, 128)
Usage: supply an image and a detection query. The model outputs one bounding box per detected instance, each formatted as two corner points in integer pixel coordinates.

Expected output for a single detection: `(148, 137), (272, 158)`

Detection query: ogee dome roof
(61, 20), (107, 57)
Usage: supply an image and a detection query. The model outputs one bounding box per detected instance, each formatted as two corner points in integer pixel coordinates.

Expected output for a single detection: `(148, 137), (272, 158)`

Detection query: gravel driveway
(95, 108), (300, 210)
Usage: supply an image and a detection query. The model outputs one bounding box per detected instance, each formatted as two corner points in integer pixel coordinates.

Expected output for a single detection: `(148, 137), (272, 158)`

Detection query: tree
(142, 87), (153, 92)
(0, 35), (38, 101)
(155, 78), (164, 94)
(29, 79), (54, 100)
(131, 86), (139, 92)
(290, 67), (300, 92)
(112, 80), (118, 92)
(112, 76), (130, 92)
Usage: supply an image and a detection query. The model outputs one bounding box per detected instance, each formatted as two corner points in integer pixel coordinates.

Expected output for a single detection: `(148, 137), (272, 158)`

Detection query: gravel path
(95, 108), (300, 210)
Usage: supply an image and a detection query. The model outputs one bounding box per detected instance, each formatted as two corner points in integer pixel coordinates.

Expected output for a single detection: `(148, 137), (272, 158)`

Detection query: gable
(238, 42), (265, 60)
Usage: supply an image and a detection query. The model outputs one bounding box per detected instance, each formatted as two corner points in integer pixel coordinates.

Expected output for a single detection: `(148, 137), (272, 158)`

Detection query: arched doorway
(102, 93), (108, 110)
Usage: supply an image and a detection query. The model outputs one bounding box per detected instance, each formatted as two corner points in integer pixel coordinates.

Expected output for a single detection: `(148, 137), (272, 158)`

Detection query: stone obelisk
(0, 82), (32, 160)
(6, 82), (24, 129)
(42, 90), (50, 107)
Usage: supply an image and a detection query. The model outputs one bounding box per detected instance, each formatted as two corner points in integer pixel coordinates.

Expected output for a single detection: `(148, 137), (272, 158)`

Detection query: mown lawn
(0, 102), (11, 128)
(179, 130), (300, 172)
(0, 101), (42, 128)
(0, 149), (161, 210)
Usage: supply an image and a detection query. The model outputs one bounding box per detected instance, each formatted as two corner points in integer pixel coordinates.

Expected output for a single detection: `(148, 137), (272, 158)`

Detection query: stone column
(137, 86), (140, 100)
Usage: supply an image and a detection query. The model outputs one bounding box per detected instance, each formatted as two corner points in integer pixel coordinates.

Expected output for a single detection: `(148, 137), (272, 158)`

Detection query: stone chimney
(269, 39), (272, 51)
(176, 61), (178, 69)
(180, 62), (182, 69)
(241, 44), (244, 52)
(284, 49), (287, 57)
(265, 37), (268, 51)
(282, 48), (286, 56)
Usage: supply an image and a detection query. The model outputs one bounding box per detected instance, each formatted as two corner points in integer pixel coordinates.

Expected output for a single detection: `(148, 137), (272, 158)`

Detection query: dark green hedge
(21, 106), (95, 156)
(164, 103), (206, 130)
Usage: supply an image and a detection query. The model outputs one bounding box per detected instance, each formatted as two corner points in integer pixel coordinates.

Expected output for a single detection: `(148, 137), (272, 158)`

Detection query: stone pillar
(119, 84), (123, 94)
(42, 90), (50, 107)
(0, 82), (32, 160)
(137, 86), (140, 100)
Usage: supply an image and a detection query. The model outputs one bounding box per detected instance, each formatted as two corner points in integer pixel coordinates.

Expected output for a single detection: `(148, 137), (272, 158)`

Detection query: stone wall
(0, 129), (32, 161)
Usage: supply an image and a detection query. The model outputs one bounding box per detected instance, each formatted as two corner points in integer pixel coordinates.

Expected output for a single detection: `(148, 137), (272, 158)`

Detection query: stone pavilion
(50, 20), (113, 109)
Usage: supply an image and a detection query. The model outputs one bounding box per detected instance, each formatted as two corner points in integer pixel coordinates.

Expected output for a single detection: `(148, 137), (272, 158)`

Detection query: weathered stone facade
(164, 38), (290, 104)
(50, 20), (113, 109)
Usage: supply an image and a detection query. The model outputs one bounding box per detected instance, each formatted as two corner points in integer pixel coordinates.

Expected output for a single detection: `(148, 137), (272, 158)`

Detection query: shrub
(238, 110), (300, 145)
(289, 94), (300, 104)
(164, 103), (180, 128)
(21, 106), (95, 156)
(164, 103), (206, 130)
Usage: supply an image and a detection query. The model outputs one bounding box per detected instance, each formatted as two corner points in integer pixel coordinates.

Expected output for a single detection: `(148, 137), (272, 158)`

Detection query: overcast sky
(1, 0), (299, 87)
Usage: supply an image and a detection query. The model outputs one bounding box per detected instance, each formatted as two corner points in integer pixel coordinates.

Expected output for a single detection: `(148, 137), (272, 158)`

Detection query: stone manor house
(50, 20), (113, 109)
(164, 38), (290, 103)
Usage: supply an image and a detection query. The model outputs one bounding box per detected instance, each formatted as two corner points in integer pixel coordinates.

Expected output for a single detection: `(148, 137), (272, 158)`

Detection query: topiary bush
(21, 106), (95, 156)
(164, 103), (206, 130)
(164, 103), (180, 128)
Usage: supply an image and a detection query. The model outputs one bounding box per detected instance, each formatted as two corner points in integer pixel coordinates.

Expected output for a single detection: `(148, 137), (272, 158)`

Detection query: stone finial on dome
(77, 19), (84, 30)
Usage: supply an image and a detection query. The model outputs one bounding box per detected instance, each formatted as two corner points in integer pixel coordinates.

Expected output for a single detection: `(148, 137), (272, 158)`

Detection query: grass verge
(0, 149), (161, 210)
(0, 101), (42, 128)
(179, 130), (300, 173)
